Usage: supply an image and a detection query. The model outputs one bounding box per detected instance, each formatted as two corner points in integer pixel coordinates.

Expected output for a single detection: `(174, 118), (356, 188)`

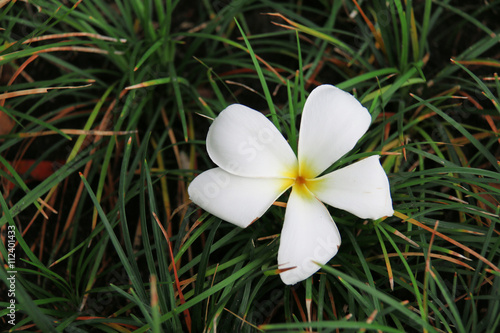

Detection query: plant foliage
(1, 0), (499, 332)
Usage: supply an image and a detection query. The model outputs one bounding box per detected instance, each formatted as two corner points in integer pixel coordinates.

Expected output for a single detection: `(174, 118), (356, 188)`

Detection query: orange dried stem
(352, 0), (385, 53)
(0, 83), (93, 100)
(394, 211), (500, 272)
(152, 212), (192, 331)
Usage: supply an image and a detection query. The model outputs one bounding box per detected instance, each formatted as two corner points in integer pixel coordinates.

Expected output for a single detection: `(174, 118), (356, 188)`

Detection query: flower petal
(207, 104), (297, 178)
(307, 156), (394, 219)
(188, 167), (293, 228)
(298, 85), (372, 178)
(278, 185), (341, 285)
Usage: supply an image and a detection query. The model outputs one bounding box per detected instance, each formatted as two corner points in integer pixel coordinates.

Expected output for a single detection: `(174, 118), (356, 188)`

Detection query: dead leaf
(0, 111), (15, 135)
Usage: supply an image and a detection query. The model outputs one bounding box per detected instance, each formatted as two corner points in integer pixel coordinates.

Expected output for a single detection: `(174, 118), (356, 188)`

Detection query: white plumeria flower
(188, 84), (394, 285)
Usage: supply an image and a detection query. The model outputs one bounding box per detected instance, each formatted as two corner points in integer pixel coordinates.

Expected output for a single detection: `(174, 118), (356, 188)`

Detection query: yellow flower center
(291, 164), (315, 199)
(280, 162), (319, 199)
(296, 175), (306, 186)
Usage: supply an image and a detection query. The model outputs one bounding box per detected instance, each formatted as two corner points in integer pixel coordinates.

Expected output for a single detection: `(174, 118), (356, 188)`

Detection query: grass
(0, 0), (499, 332)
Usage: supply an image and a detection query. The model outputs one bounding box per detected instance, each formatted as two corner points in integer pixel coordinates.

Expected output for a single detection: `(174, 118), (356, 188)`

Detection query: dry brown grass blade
(0, 46), (124, 61)
(453, 60), (500, 67)
(324, 281), (340, 328)
(15, 129), (137, 138)
(291, 287), (309, 330)
(234, 47), (286, 86)
(0, 0), (27, 9)
(0, 53), (36, 133)
(306, 292), (312, 328)
(56, 92), (125, 251)
(366, 252), (474, 270)
(394, 211), (500, 273)
(413, 86), (461, 119)
(351, 0), (385, 53)
(158, 108), (180, 229)
(225, 80), (259, 94)
(450, 132), (496, 145)
(153, 212), (192, 332)
(470, 183), (500, 225)
(481, 114), (500, 145)
(256, 234), (279, 242)
(5, 54), (38, 89)
(392, 228), (420, 248)
(21, 32), (127, 44)
(204, 263), (219, 326)
(150, 274), (159, 313)
(364, 309), (378, 333)
(423, 220), (439, 330)
(224, 308), (263, 332)
(180, 217), (202, 249)
(0, 84), (94, 100)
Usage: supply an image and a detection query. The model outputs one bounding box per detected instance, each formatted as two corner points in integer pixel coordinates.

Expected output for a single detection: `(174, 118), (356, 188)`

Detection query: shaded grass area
(0, 0), (499, 332)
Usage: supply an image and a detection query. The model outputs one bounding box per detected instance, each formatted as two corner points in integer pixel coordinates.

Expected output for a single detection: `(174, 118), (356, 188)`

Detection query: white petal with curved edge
(308, 156), (394, 219)
(188, 167), (293, 228)
(278, 185), (341, 285)
(298, 85), (372, 178)
(207, 104), (298, 178)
